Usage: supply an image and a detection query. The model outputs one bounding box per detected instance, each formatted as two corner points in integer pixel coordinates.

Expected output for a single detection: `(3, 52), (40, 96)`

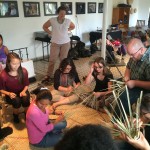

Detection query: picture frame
(43, 2), (57, 16)
(76, 2), (85, 14)
(61, 2), (72, 15)
(98, 3), (103, 13)
(0, 1), (19, 18)
(23, 2), (40, 17)
(88, 2), (96, 13)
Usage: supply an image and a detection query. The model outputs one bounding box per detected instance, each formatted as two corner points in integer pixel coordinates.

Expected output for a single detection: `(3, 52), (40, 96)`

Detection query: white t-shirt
(50, 17), (71, 44)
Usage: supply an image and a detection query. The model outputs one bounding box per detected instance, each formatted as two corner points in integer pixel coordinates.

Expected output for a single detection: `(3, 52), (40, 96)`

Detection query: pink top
(26, 102), (54, 144)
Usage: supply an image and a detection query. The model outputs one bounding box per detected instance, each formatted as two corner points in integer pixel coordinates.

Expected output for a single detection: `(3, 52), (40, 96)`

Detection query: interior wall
(112, 0), (150, 27)
(1, 0), (150, 60)
(137, 0), (150, 25)
(0, 0), (106, 59)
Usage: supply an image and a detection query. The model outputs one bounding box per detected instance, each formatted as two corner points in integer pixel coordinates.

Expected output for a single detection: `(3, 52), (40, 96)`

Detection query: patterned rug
(0, 51), (129, 150)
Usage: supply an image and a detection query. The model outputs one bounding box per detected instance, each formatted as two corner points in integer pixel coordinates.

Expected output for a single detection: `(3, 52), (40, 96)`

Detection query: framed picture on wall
(98, 3), (103, 13)
(23, 2), (40, 17)
(61, 2), (72, 15)
(43, 2), (57, 16)
(76, 2), (85, 14)
(0, 1), (19, 18)
(88, 2), (96, 13)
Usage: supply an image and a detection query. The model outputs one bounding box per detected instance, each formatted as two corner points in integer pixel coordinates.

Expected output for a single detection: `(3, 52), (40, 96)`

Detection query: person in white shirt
(42, 6), (75, 83)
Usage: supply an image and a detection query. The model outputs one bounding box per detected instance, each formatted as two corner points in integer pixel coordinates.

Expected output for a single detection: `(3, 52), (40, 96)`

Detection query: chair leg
(1, 102), (7, 124)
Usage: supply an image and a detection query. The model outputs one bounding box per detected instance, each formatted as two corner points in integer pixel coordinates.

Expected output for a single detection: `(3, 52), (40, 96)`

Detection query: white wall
(1, 0), (150, 60)
(0, 0), (106, 59)
(112, 0), (150, 27)
(137, 0), (150, 25)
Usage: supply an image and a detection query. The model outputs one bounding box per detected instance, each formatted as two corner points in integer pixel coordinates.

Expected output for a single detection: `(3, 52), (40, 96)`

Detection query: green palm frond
(104, 79), (143, 140)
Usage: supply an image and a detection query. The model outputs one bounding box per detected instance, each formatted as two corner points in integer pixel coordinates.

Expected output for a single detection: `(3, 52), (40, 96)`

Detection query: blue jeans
(32, 120), (67, 148)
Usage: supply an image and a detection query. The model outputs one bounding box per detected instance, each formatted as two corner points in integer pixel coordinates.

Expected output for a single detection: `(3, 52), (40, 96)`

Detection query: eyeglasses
(94, 66), (103, 70)
(130, 47), (142, 57)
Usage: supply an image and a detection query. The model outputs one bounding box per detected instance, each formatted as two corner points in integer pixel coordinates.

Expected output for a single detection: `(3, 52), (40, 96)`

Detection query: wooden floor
(0, 51), (129, 150)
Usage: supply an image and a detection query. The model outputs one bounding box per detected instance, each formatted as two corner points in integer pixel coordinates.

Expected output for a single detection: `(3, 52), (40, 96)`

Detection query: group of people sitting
(1, 30), (150, 150)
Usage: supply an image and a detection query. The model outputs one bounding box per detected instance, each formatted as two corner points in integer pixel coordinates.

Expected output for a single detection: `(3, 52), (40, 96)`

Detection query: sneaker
(0, 127), (13, 140)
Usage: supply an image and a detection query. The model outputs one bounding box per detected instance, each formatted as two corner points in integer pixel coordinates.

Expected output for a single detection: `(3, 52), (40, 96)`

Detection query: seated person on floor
(54, 124), (118, 150)
(115, 93), (150, 150)
(84, 57), (113, 108)
(0, 52), (30, 123)
(0, 34), (9, 72)
(115, 38), (150, 116)
(55, 123), (150, 150)
(26, 89), (67, 148)
(51, 58), (81, 108)
(106, 39), (116, 64)
(144, 30), (150, 48)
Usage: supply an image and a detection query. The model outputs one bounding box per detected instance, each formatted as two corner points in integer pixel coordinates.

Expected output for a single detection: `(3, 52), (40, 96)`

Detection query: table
(89, 30), (122, 44)
(35, 31), (80, 61)
(34, 31), (51, 61)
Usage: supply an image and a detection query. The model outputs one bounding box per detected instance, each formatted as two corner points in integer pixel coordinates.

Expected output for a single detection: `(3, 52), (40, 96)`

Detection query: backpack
(79, 48), (92, 58)
(68, 47), (79, 60)
(90, 44), (98, 54)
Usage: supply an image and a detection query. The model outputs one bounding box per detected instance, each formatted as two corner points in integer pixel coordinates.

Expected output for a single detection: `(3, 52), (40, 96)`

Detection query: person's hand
(124, 76), (130, 82)
(9, 92), (16, 99)
(54, 114), (65, 124)
(106, 39), (114, 47)
(125, 80), (136, 89)
(93, 92), (101, 98)
(126, 132), (150, 150)
(20, 91), (27, 97)
(55, 110), (64, 115)
(67, 86), (73, 93)
(73, 82), (78, 89)
(89, 63), (94, 74)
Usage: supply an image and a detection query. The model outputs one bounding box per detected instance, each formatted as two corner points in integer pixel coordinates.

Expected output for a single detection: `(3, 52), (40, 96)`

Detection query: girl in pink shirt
(26, 89), (67, 148)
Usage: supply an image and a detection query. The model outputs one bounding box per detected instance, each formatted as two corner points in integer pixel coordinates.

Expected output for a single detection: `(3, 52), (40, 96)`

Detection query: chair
(136, 20), (145, 28)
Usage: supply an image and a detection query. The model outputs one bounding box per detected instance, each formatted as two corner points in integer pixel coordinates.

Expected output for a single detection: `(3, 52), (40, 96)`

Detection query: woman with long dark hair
(0, 52), (30, 123)
(85, 57), (113, 106)
(51, 57), (81, 108)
